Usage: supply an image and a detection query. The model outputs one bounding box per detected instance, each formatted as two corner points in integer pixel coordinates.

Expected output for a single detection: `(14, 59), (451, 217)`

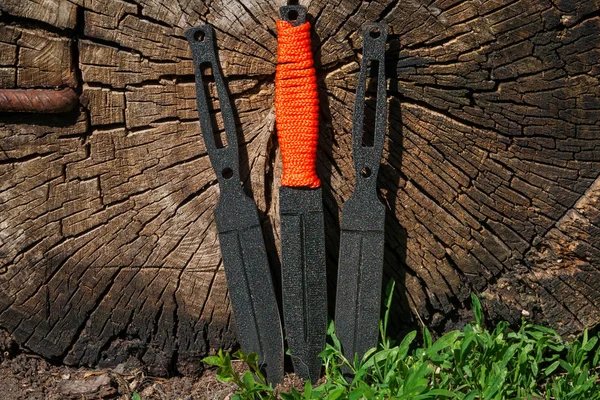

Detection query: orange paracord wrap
(275, 20), (321, 188)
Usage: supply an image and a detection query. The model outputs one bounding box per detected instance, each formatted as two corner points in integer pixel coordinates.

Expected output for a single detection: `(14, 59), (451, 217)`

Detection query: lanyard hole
(361, 167), (372, 178)
(287, 9), (299, 22)
(222, 168), (233, 179)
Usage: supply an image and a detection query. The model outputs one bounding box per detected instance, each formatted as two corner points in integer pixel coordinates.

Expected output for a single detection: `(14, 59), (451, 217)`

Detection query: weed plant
(203, 283), (600, 399)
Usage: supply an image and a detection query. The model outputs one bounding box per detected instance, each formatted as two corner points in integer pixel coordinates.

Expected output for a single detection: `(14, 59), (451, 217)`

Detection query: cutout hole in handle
(194, 30), (205, 42)
(369, 28), (381, 39)
(287, 9), (299, 22)
(361, 59), (379, 147)
(361, 167), (372, 178)
(222, 167), (233, 179)
(200, 62), (228, 149)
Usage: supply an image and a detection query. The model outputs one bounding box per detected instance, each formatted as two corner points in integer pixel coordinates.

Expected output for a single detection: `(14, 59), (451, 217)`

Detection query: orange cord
(275, 20), (320, 188)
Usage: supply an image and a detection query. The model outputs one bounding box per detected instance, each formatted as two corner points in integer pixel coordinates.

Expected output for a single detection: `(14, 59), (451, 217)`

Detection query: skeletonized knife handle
(351, 22), (388, 196)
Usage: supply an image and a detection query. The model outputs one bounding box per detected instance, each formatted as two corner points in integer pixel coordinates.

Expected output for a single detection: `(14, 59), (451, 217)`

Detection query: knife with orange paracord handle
(276, 5), (327, 382)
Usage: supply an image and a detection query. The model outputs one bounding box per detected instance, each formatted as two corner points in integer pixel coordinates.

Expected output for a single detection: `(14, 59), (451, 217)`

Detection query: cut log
(0, 0), (599, 376)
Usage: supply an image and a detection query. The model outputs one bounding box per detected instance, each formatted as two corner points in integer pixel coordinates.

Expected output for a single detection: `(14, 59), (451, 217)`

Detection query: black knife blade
(186, 24), (284, 384)
(335, 22), (388, 367)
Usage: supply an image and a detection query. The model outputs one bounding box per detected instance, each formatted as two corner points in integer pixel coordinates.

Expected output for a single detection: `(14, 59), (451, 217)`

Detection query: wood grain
(0, 0), (599, 375)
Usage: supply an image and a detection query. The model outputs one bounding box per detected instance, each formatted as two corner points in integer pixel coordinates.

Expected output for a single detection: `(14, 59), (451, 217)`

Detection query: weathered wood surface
(0, 0), (599, 375)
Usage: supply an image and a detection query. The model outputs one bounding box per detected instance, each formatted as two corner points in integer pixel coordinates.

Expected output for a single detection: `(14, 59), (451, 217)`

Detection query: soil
(0, 332), (305, 399)
(0, 353), (235, 400)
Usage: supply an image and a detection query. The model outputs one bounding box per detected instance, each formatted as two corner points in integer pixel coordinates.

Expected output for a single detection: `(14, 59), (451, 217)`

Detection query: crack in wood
(1, 0), (600, 375)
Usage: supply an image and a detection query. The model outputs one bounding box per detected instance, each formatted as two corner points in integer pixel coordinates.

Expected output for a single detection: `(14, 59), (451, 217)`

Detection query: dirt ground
(0, 331), (304, 400)
(0, 353), (236, 400)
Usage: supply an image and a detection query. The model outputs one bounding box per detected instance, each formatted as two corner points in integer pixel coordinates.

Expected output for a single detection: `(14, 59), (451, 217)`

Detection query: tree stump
(1, 0), (599, 376)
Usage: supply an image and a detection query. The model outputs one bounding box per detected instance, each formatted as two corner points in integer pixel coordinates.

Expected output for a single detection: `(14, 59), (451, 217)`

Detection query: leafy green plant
(203, 348), (276, 399)
(204, 287), (600, 399)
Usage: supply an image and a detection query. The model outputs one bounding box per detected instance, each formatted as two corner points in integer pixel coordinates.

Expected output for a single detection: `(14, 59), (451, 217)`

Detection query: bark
(0, 0), (599, 375)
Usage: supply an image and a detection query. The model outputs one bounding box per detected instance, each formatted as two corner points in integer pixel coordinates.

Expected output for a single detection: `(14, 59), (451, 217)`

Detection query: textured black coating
(279, 186), (327, 382)
(279, 5), (307, 26)
(335, 22), (388, 372)
(277, 4), (327, 382)
(186, 25), (284, 384)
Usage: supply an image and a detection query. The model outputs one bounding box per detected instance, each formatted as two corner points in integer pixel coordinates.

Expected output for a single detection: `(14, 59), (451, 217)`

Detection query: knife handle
(352, 23), (388, 193)
(186, 25), (241, 190)
(276, 5), (321, 189)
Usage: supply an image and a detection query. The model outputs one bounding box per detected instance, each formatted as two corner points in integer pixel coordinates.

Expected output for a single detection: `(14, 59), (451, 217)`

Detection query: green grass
(203, 284), (600, 399)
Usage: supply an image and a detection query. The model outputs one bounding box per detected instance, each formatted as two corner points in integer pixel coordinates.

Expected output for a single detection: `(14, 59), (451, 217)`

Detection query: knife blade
(276, 5), (327, 382)
(335, 22), (388, 367)
(186, 25), (284, 384)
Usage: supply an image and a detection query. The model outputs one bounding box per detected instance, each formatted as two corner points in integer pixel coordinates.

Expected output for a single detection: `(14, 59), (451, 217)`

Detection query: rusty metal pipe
(0, 88), (78, 113)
